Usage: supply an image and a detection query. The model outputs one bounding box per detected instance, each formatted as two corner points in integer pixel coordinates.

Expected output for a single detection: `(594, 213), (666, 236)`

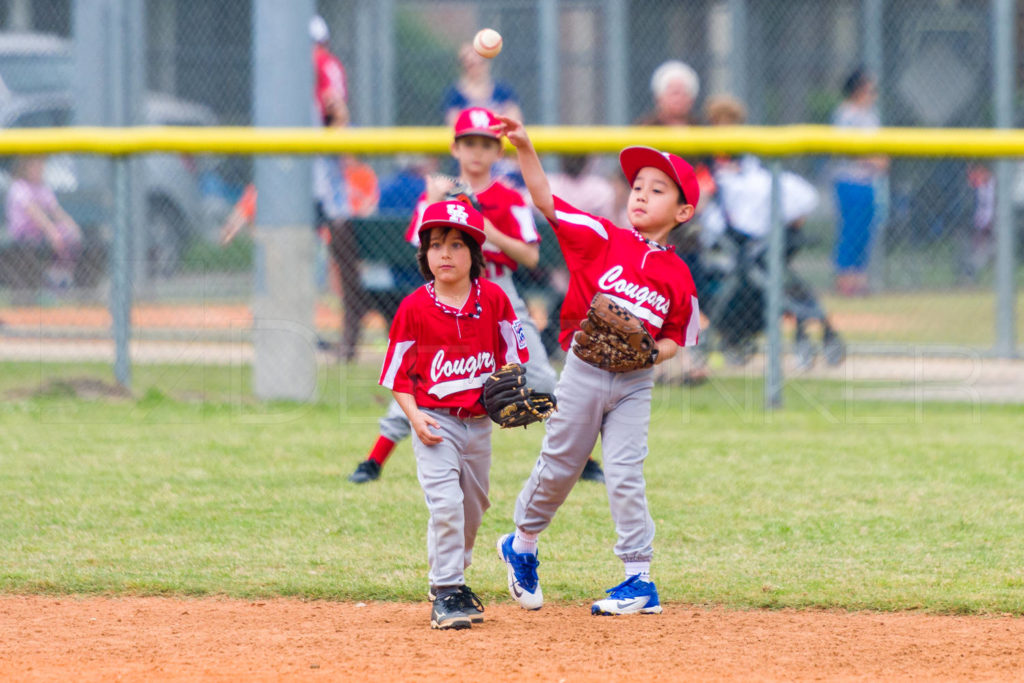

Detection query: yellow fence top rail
(1, 125), (1023, 157)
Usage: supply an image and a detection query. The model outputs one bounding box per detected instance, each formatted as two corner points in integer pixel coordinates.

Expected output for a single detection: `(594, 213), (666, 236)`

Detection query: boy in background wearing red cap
(382, 200), (529, 630)
(494, 115), (701, 616)
(349, 107), (605, 485)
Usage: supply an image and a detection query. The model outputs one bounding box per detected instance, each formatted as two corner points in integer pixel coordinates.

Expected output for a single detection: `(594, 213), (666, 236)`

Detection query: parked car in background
(0, 32), (229, 281)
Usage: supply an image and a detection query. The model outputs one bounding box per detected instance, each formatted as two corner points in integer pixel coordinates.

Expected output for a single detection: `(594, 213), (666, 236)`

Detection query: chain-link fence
(0, 0), (1020, 397)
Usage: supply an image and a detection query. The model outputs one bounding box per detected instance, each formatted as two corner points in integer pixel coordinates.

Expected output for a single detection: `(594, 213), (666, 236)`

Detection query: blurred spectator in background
(831, 67), (888, 297)
(311, 14), (348, 128)
(634, 60), (707, 384)
(549, 155), (617, 218)
(441, 43), (523, 125)
(700, 95), (842, 369)
(5, 155), (82, 289)
(636, 60), (700, 127)
(223, 17), (375, 361)
(962, 163), (995, 282)
(630, 59), (702, 223)
(442, 44), (524, 186)
(311, 14), (379, 361)
(378, 155), (439, 215)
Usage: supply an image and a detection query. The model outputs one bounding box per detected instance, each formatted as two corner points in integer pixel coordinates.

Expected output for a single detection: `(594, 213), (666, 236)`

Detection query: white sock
(512, 529), (538, 554)
(624, 561), (651, 582)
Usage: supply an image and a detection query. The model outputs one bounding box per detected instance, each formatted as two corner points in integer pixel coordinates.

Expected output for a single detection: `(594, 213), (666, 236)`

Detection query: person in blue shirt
(441, 43), (522, 126)
(378, 155), (438, 216)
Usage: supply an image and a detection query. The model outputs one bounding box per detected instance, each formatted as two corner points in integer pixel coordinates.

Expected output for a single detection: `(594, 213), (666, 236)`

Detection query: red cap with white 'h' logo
(417, 200), (487, 246)
(453, 107), (501, 140)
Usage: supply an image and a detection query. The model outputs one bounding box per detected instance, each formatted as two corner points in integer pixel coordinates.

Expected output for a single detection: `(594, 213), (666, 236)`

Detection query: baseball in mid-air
(473, 28), (503, 59)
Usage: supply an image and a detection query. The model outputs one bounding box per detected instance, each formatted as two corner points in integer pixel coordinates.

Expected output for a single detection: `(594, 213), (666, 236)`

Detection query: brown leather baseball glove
(573, 293), (658, 372)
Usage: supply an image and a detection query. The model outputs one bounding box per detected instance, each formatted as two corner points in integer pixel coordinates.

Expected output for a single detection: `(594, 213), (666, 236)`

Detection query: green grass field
(820, 289), (1024, 346)
(1, 361), (1022, 615)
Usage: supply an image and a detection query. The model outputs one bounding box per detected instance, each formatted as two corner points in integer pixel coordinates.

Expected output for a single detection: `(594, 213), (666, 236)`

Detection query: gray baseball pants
(412, 409), (493, 589)
(514, 350), (656, 563)
(377, 272), (557, 443)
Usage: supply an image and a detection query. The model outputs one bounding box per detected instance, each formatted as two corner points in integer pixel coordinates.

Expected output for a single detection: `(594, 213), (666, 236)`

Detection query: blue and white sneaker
(590, 575), (663, 615)
(496, 533), (543, 610)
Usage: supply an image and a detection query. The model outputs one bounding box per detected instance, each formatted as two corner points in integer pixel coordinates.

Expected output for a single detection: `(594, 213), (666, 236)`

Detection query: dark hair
(842, 67), (871, 99)
(561, 155), (588, 178)
(416, 226), (485, 281)
(454, 134), (502, 150)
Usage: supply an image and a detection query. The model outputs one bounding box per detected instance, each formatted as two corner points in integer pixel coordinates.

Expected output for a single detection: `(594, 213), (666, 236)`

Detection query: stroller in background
(696, 156), (845, 369)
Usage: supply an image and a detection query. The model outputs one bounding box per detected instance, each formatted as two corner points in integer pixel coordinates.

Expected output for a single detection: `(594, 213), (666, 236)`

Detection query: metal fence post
(604, 0), (627, 125)
(112, 156), (131, 388)
(727, 0), (748, 111)
(764, 160), (785, 410)
(538, 0), (559, 125)
(993, 0), (1017, 357)
(251, 0), (317, 401)
(864, 0), (888, 294)
(377, 0), (396, 127)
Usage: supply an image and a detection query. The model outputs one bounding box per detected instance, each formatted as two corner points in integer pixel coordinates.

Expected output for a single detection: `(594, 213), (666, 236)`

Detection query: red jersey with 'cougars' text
(379, 278), (529, 416)
(549, 195), (701, 351)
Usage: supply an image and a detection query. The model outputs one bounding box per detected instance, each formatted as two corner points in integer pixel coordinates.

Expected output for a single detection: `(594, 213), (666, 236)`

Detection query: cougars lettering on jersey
(406, 181), (539, 272)
(548, 195), (700, 351)
(379, 279), (529, 415)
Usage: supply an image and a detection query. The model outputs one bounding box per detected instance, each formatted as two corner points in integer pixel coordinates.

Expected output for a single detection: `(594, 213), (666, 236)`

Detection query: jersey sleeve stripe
(407, 200), (428, 246)
(685, 295), (701, 347)
(511, 204), (540, 242)
(498, 320), (522, 364)
(381, 340), (415, 388)
(553, 208), (608, 239)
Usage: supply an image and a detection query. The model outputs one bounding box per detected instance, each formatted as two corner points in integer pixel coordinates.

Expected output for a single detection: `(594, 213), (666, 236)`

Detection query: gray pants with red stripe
(413, 409), (493, 589)
(377, 272), (556, 443)
(514, 350), (656, 563)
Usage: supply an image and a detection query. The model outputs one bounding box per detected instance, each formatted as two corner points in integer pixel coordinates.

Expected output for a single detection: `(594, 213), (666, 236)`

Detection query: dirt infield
(2, 596), (1023, 681)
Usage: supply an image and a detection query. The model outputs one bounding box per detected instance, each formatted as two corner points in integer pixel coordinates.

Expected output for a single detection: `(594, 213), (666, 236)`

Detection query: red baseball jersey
(313, 44), (347, 122)
(379, 278), (529, 416)
(406, 181), (539, 274)
(548, 195), (700, 351)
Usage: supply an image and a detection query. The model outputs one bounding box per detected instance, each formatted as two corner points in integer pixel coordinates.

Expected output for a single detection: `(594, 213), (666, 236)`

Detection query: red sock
(367, 435), (397, 466)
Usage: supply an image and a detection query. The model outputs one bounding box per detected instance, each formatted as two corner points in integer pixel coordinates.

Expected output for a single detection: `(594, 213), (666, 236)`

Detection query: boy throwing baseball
(381, 200), (530, 630)
(350, 107), (604, 485)
(494, 115), (701, 615)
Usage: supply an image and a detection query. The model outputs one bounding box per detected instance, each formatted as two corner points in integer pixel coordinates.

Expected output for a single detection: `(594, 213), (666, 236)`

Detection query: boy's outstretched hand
(492, 114), (555, 221)
(493, 115), (530, 149)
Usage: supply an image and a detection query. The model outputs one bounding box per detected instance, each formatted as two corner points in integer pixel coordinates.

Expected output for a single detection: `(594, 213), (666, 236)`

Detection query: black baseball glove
(480, 363), (557, 428)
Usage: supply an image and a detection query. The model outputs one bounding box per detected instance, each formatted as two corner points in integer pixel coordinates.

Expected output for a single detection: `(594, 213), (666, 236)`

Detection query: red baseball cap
(417, 200), (487, 246)
(619, 146), (700, 207)
(453, 107), (501, 140)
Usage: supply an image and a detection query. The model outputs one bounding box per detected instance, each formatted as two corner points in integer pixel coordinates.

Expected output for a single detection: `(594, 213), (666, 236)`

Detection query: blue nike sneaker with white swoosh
(591, 575), (663, 615)
(497, 533), (543, 610)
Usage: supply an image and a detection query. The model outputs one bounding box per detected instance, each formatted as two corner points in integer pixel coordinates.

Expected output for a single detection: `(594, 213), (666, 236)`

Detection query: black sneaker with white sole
(430, 590), (472, 630)
(458, 585), (485, 623)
